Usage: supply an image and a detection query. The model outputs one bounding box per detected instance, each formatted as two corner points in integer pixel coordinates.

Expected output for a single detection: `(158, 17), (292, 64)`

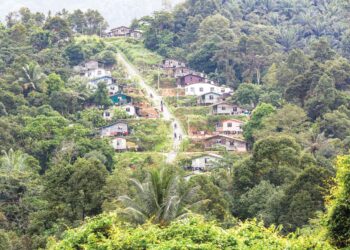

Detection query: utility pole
(157, 65), (160, 91)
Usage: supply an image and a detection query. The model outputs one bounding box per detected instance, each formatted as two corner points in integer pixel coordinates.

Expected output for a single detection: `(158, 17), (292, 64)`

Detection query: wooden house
(197, 92), (223, 105)
(177, 73), (206, 87)
(216, 119), (244, 135)
(211, 102), (246, 115)
(100, 121), (129, 137)
(109, 26), (132, 37)
(188, 153), (223, 172)
(203, 135), (247, 152)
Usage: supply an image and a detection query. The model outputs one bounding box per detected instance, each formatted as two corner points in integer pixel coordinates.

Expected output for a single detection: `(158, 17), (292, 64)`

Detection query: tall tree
(119, 166), (204, 225)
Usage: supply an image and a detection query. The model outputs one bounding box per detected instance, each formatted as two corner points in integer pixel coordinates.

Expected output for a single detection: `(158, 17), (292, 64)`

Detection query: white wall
(111, 138), (127, 150)
(185, 83), (232, 96)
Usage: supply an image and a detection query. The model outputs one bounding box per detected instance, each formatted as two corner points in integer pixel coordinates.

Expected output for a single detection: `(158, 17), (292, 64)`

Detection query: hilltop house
(109, 26), (131, 37)
(189, 154), (223, 172)
(184, 83), (232, 96)
(203, 135), (247, 152)
(110, 93), (132, 106)
(197, 92), (223, 105)
(100, 121), (129, 137)
(216, 119), (244, 135)
(211, 102), (246, 115)
(177, 73), (207, 87)
(108, 26), (143, 39)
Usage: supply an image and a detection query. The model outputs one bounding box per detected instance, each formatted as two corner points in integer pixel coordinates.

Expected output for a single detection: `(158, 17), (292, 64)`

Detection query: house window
(221, 89), (225, 93)
(98, 70), (102, 75)
(205, 158), (209, 163)
(199, 87), (204, 92)
(210, 87), (215, 92)
(216, 139), (222, 143)
(227, 123), (232, 128)
(233, 107), (238, 111)
(229, 141), (235, 146)
(190, 87), (194, 92)
(221, 106), (226, 111)
(105, 112), (110, 117)
(209, 95), (214, 100)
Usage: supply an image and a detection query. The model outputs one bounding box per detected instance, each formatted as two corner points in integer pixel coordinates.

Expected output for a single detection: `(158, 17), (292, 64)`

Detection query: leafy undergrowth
(47, 214), (333, 250)
(112, 38), (162, 67)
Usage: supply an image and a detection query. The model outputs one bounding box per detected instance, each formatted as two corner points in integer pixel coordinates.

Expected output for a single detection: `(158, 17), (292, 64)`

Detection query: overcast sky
(0, 0), (184, 27)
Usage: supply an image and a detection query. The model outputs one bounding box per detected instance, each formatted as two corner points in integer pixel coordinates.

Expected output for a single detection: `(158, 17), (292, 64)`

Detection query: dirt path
(117, 53), (186, 163)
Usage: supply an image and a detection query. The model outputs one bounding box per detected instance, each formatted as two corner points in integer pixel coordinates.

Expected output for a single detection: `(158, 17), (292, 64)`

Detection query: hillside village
(71, 37), (250, 173)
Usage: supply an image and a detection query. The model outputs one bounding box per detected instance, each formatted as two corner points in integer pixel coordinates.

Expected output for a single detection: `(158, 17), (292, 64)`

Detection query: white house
(211, 102), (246, 115)
(85, 68), (112, 79)
(73, 60), (99, 74)
(122, 104), (137, 116)
(190, 154), (223, 171)
(216, 119), (244, 135)
(103, 105), (137, 121)
(85, 60), (99, 70)
(130, 30), (143, 39)
(103, 110), (113, 121)
(184, 83), (232, 96)
(163, 59), (186, 69)
(111, 137), (127, 151)
(87, 76), (114, 90)
(107, 83), (119, 96)
(204, 135), (247, 152)
(197, 92), (222, 105)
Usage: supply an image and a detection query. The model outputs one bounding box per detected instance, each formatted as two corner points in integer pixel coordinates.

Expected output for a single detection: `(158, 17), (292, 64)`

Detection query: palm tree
(118, 167), (205, 225)
(0, 149), (29, 174)
(19, 62), (46, 95)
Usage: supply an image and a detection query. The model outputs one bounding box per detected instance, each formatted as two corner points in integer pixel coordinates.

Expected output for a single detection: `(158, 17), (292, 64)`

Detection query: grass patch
(113, 152), (165, 169)
(112, 38), (162, 67)
(128, 119), (172, 152)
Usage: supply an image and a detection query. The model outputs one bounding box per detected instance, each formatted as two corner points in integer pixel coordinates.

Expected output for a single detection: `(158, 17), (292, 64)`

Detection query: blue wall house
(110, 93), (132, 106)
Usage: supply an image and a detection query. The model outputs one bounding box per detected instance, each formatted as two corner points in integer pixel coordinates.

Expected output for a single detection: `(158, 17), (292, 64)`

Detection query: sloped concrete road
(117, 53), (186, 163)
